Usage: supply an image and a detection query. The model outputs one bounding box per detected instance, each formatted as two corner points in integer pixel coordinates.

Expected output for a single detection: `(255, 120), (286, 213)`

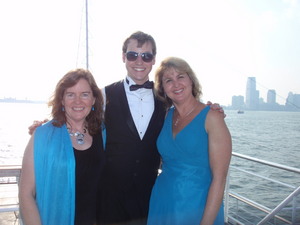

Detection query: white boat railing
(1, 154), (300, 225)
(0, 165), (21, 224)
(225, 152), (300, 225)
(258, 186), (300, 224)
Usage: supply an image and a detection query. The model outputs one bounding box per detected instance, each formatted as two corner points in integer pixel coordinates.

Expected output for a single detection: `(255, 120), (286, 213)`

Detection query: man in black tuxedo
(98, 31), (165, 225)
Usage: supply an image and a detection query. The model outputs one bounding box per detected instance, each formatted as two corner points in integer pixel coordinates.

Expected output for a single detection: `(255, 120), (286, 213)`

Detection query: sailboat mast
(85, 0), (89, 70)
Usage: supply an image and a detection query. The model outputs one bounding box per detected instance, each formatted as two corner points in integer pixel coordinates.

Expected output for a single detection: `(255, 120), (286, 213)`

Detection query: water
(225, 109), (300, 168)
(1, 103), (299, 167)
(0, 102), (51, 165)
(224, 109), (300, 223)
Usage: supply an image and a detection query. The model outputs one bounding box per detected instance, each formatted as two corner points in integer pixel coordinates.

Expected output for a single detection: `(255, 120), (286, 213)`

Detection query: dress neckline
(171, 105), (209, 139)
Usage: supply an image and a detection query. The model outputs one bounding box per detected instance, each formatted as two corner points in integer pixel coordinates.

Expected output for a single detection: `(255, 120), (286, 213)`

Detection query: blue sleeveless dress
(147, 106), (224, 225)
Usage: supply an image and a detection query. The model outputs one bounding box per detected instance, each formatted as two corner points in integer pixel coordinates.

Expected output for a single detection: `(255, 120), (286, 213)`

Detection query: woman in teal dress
(147, 57), (232, 225)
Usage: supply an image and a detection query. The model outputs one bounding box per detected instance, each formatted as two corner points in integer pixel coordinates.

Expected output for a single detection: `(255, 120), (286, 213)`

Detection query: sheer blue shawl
(34, 121), (75, 225)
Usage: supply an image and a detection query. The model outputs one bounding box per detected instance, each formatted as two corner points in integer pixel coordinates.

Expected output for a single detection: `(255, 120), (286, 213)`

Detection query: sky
(0, 0), (299, 106)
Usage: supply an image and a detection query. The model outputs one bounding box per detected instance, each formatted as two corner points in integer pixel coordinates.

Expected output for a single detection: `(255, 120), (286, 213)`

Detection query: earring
(92, 106), (95, 111)
(62, 106), (65, 111)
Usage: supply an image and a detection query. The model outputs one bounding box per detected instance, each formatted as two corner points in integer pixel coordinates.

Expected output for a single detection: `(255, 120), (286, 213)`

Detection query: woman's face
(62, 78), (95, 125)
(162, 67), (193, 104)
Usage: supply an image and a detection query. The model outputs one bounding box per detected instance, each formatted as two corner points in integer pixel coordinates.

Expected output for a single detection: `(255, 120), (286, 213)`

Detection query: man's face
(122, 39), (156, 85)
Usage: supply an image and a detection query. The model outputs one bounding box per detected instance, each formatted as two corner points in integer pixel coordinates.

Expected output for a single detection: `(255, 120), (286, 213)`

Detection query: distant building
(227, 78), (299, 111)
(245, 77), (259, 110)
(231, 95), (244, 109)
(285, 92), (300, 111)
(267, 89), (276, 104)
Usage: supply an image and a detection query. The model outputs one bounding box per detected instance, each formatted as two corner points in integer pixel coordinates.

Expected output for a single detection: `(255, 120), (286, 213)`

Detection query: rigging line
(256, 81), (300, 109)
(76, 0), (85, 68)
(85, 0), (89, 70)
(248, 77), (283, 100)
(248, 78), (300, 109)
(284, 99), (300, 109)
(206, 51), (300, 109)
(201, 49), (298, 108)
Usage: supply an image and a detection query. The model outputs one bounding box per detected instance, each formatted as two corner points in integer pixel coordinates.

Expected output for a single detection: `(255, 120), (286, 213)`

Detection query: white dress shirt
(101, 76), (154, 140)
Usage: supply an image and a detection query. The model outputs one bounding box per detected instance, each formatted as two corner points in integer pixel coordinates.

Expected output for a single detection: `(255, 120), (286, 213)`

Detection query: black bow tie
(128, 80), (154, 91)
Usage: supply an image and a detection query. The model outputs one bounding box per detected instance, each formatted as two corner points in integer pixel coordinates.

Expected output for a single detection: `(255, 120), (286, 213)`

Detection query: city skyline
(231, 76), (300, 111)
(1, 75), (299, 109)
(2, 75), (299, 111)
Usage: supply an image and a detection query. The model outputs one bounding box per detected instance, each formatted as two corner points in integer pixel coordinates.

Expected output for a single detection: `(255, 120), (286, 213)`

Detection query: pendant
(68, 130), (85, 145)
(174, 118), (180, 126)
(74, 132), (85, 145)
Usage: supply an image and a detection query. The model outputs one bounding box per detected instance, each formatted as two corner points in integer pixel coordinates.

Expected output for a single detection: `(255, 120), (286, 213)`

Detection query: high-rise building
(231, 95), (244, 109)
(267, 89), (276, 104)
(245, 77), (259, 110)
(286, 92), (300, 111)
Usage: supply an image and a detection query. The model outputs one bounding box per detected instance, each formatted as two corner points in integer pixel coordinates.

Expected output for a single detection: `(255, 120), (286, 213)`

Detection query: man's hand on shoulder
(206, 101), (226, 117)
(28, 119), (49, 135)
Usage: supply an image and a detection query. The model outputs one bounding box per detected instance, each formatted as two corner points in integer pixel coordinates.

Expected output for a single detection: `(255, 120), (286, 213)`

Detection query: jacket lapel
(143, 95), (165, 139)
(118, 81), (140, 138)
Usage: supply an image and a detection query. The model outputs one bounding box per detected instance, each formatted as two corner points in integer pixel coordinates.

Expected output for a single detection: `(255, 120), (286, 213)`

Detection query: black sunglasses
(125, 51), (154, 63)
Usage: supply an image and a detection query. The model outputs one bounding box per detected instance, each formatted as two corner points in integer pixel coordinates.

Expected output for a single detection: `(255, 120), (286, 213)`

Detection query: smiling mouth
(134, 67), (145, 72)
(174, 89), (183, 94)
(73, 107), (84, 111)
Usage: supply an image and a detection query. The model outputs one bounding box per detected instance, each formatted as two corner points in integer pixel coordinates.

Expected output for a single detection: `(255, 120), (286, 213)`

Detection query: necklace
(174, 104), (197, 127)
(68, 128), (87, 145)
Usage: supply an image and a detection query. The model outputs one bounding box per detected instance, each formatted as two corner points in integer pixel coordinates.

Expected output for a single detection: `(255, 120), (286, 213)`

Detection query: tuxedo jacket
(100, 80), (165, 223)
(104, 80), (165, 188)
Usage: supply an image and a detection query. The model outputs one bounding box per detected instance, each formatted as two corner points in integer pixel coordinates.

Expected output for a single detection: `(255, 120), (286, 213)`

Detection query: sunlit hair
(48, 69), (104, 135)
(122, 31), (157, 56)
(154, 57), (202, 109)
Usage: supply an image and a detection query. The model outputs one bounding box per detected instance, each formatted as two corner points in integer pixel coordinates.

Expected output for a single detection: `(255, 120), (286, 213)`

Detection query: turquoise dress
(147, 106), (224, 225)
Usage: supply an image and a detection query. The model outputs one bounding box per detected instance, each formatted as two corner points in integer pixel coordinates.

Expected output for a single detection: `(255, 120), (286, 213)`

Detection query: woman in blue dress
(147, 57), (232, 225)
